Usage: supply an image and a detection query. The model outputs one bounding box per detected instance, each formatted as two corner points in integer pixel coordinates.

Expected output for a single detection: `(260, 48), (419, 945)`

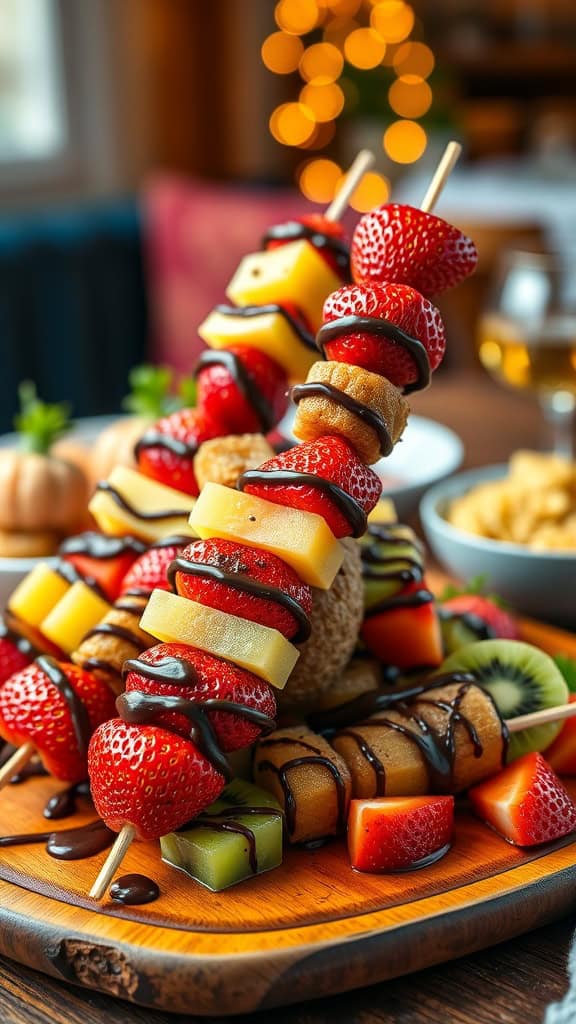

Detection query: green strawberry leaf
(554, 655), (576, 693)
(178, 375), (197, 409)
(440, 575), (508, 609)
(14, 382), (72, 455)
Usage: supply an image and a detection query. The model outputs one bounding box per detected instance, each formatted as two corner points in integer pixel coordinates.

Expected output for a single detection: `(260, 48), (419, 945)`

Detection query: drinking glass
(477, 251), (576, 457)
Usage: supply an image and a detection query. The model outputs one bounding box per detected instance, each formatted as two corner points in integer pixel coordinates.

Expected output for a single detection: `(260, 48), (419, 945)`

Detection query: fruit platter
(2, 145), (576, 1016)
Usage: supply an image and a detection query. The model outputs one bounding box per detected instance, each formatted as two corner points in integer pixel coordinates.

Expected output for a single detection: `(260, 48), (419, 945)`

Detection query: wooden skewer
(325, 149), (375, 223)
(506, 702), (576, 734)
(419, 140), (462, 214)
(89, 824), (136, 901)
(0, 743), (35, 791)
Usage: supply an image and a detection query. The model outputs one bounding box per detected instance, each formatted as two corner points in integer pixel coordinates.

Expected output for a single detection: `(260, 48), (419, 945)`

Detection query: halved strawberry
(0, 659), (117, 782)
(544, 696), (576, 776)
(351, 203), (478, 296)
(172, 538), (312, 641)
(468, 752), (576, 846)
(348, 795), (454, 872)
(0, 636), (32, 686)
(195, 345), (288, 435)
(123, 641), (276, 752)
(119, 539), (189, 598)
(321, 282), (446, 391)
(240, 436), (382, 538)
(361, 582), (443, 670)
(441, 595), (519, 641)
(136, 407), (222, 495)
(59, 533), (146, 601)
(88, 718), (225, 839)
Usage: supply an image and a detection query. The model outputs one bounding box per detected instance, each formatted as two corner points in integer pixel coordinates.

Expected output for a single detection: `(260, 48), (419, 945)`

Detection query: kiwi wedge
(440, 639), (568, 762)
(438, 607), (494, 656)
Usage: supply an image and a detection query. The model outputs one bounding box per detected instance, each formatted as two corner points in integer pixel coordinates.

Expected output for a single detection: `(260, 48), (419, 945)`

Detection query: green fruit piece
(440, 640), (569, 762)
(361, 524), (424, 610)
(438, 608), (494, 656)
(160, 779), (283, 892)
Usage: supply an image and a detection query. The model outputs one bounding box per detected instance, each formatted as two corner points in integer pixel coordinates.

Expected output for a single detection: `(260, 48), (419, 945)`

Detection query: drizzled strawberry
(120, 538), (189, 598)
(135, 407), (222, 496)
(195, 345), (288, 435)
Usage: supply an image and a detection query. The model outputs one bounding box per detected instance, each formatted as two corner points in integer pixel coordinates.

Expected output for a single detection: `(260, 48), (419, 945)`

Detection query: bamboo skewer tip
(325, 149), (375, 223)
(0, 742), (35, 792)
(419, 140), (462, 214)
(89, 824), (136, 901)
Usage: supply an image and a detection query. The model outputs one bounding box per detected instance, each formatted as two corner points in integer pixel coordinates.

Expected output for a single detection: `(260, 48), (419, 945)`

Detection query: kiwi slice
(438, 608), (495, 656)
(440, 639), (568, 762)
(361, 525), (424, 609)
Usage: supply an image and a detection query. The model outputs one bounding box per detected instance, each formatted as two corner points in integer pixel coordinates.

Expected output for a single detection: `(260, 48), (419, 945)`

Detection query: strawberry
(241, 436), (382, 538)
(351, 203), (478, 296)
(441, 595), (519, 641)
(172, 538), (312, 641)
(321, 283), (445, 391)
(264, 214), (349, 278)
(0, 637), (32, 686)
(136, 406), (222, 496)
(468, 752), (576, 846)
(59, 533), (146, 602)
(120, 538), (189, 598)
(195, 345), (288, 435)
(88, 718), (225, 840)
(124, 641), (276, 751)
(348, 795), (454, 872)
(361, 582), (443, 670)
(544, 696), (576, 776)
(0, 659), (117, 782)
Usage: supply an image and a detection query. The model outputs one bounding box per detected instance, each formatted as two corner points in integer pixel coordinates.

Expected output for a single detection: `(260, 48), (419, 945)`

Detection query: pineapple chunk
(189, 482), (344, 589)
(41, 581), (111, 654)
(140, 590), (298, 689)
(226, 240), (341, 333)
(368, 498), (397, 524)
(89, 466), (197, 543)
(198, 308), (316, 382)
(8, 563), (70, 628)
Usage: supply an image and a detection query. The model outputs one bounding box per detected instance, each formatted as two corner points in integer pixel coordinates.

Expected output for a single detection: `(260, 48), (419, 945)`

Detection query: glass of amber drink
(478, 251), (576, 457)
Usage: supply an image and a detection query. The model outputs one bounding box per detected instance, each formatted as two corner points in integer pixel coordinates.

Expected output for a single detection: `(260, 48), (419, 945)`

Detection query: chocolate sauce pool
(110, 873), (160, 905)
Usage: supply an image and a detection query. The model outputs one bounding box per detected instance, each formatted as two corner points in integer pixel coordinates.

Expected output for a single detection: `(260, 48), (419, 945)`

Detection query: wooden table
(0, 373), (573, 1024)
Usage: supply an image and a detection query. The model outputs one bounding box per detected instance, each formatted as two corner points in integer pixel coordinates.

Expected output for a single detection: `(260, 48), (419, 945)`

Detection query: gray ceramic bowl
(420, 464), (576, 626)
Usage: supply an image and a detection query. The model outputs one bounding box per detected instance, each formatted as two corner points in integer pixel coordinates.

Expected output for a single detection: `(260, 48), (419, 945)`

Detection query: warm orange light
(344, 27), (386, 69)
(299, 42), (344, 84)
(261, 32), (304, 74)
(299, 158), (342, 202)
(301, 119), (337, 149)
(371, 2), (414, 44)
(317, 0), (361, 13)
(393, 40), (435, 78)
(388, 75), (432, 118)
(270, 103), (317, 146)
(383, 119), (427, 163)
(335, 170), (390, 212)
(323, 16), (359, 50)
(275, 0), (319, 35)
(300, 82), (345, 122)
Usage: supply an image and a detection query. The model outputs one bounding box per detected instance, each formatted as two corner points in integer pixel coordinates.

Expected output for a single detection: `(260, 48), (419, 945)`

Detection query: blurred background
(1, 0), (575, 432)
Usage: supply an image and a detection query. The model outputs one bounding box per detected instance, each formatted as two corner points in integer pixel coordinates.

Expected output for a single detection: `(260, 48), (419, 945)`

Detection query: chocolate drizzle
(262, 221), (350, 278)
(134, 431), (197, 460)
(214, 303), (316, 352)
(364, 587), (434, 618)
(36, 656), (92, 757)
(256, 736), (348, 837)
(58, 533), (146, 559)
(361, 522), (424, 585)
(82, 622), (147, 650)
(44, 780), (91, 820)
(181, 806), (283, 875)
(0, 615), (39, 659)
(238, 468), (367, 538)
(110, 874), (160, 905)
(95, 481), (189, 521)
(55, 560), (107, 599)
(0, 820), (114, 859)
(291, 381), (393, 457)
(167, 556), (312, 644)
(315, 315), (431, 395)
(194, 350), (274, 433)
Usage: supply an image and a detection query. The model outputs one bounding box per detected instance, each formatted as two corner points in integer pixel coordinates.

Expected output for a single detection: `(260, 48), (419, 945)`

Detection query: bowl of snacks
(420, 451), (576, 625)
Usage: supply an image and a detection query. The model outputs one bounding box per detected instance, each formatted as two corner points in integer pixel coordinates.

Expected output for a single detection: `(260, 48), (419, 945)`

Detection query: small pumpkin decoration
(0, 383), (89, 535)
(89, 365), (196, 485)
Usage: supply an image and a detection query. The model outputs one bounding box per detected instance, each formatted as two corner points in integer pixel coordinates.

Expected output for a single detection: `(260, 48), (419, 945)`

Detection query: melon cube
(368, 498), (397, 524)
(41, 581), (111, 654)
(198, 307), (316, 382)
(189, 482), (343, 589)
(8, 563), (70, 628)
(89, 466), (197, 543)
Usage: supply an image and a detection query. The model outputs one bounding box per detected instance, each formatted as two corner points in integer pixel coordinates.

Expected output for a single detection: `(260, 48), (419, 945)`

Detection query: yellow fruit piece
(226, 240), (341, 333)
(41, 581), (111, 654)
(140, 590), (298, 689)
(368, 498), (397, 524)
(189, 482), (344, 589)
(198, 308), (316, 382)
(89, 466), (197, 543)
(8, 562), (70, 628)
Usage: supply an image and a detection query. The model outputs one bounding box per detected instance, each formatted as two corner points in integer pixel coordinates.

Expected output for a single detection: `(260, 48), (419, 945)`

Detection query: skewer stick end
(0, 742), (35, 791)
(89, 823), (136, 901)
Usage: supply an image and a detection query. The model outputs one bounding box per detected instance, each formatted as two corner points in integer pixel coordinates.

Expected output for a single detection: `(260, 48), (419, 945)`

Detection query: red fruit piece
(124, 641), (276, 752)
(441, 595), (519, 640)
(469, 752), (576, 846)
(361, 583), (443, 670)
(264, 214), (349, 278)
(195, 344), (288, 435)
(348, 795), (454, 872)
(88, 718), (225, 839)
(59, 533), (146, 602)
(0, 637), (31, 686)
(0, 659), (117, 782)
(120, 538), (189, 598)
(172, 538), (312, 641)
(544, 695), (576, 776)
(241, 436), (382, 539)
(322, 282), (445, 391)
(136, 407), (222, 496)
(351, 203), (478, 296)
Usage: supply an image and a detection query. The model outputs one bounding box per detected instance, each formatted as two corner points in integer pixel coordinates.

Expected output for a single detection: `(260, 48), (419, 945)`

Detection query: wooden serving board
(1, 617), (576, 1017)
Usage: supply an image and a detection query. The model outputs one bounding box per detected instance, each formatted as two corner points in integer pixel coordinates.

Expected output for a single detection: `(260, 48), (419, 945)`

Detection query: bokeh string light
(261, 0), (435, 209)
